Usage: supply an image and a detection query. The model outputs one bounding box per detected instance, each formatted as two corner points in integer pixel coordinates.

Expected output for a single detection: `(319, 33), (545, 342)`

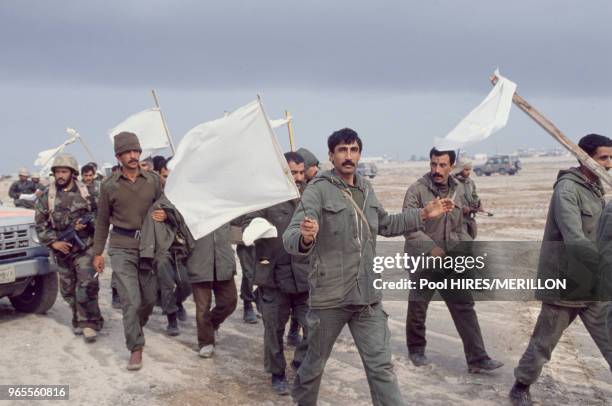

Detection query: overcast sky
(1, 0), (611, 173)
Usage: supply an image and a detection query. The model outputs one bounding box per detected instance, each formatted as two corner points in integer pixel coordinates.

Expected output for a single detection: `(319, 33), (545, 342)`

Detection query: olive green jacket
(283, 169), (424, 309)
(187, 223), (236, 283)
(536, 168), (604, 305)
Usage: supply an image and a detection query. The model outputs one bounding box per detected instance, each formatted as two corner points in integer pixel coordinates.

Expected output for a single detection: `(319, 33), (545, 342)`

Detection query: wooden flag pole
(151, 89), (176, 155)
(285, 110), (296, 151)
(77, 137), (98, 165)
(491, 75), (612, 188)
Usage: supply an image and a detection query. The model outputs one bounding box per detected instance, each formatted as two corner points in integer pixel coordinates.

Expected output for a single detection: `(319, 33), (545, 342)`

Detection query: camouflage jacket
(34, 180), (97, 248)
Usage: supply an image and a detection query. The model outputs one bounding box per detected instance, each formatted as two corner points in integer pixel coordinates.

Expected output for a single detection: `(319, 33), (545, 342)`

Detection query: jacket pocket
(321, 200), (346, 236)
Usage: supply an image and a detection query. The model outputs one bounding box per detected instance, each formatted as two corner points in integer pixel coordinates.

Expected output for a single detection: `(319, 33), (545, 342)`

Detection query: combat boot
(177, 303), (187, 321)
(509, 381), (533, 406)
(468, 358), (504, 373)
(243, 300), (258, 324)
(409, 352), (431, 367)
(83, 327), (97, 343)
(127, 349), (143, 371)
(166, 312), (180, 336)
(271, 373), (290, 396)
(287, 318), (301, 347)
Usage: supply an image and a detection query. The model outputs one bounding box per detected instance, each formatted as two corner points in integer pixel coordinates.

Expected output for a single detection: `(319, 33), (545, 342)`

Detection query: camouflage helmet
(31, 172), (40, 179)
(18, 167), (30, 177)
(51, 153), (79, 174)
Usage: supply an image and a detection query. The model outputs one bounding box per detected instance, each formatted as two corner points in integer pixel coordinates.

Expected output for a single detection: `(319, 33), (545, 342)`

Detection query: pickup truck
(0, 207), (58, 313)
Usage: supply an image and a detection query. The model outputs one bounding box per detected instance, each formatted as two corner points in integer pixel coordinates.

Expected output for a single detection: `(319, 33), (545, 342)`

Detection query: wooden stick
(77, 136), (98, 165)
(151, 89), (176, 155)
(491, 75), (612, 188)
(285, 110), (295, 152)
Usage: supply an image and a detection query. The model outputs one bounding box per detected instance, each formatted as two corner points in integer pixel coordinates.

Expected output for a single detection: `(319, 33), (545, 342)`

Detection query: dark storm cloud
(0, 0), (611, 96)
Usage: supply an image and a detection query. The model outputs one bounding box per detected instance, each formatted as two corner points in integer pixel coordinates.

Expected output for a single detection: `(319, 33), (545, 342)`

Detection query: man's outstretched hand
(421, 197), (454, 220)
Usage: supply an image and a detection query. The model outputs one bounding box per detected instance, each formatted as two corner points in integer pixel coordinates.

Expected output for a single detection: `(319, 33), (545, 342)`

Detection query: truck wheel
(474, 169), (483, 176)
(498, 168), (507, 175)
(9, 273), (58, 314)
(485, 172), (491, 176)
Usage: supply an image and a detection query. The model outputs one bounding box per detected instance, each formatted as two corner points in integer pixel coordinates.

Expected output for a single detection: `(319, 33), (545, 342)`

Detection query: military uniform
(243, 200), (310, 379)
(514, 168), (612, 385)
(283, 169), (425, 406)
(34, 162), (103, 331)
(93, 165), (162, 352)
(9, 178), (37, 209)
(187, 223), (238, 350)
(453, 172), (480, 239)
(403, 173), (492, 367)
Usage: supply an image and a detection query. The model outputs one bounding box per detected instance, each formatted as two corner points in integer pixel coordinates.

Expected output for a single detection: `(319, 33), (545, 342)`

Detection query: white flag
(269, 117), (290, 128)
(165, 99), (300, 240)
(434, 69), (517, 151)
(34, 132), (79, 176)
(108, 108), (169, 158)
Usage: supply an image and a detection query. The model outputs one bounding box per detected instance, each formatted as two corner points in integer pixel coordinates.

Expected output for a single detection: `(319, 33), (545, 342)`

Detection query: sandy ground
(0, 156), (611, 405)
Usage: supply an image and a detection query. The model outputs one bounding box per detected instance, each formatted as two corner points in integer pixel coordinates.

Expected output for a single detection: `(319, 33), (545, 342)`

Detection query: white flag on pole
(108, 108), (169, 158)
(34, 132), (79, 176)
(269, 117), (290, 128)
(434, 69), (517, 151)
(165, 99), (300, 240)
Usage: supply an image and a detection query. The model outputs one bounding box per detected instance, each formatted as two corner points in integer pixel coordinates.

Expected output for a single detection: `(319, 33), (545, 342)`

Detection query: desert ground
(0, 156), (611, 405)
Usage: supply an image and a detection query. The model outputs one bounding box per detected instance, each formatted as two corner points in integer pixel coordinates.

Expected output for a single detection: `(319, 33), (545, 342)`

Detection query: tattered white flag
(165, 99), (300, 240)
(269, 117), (291, 129)
(34, 132), (79, 176)
(108, 108), (170, 158)
(434, 69), (517, 151)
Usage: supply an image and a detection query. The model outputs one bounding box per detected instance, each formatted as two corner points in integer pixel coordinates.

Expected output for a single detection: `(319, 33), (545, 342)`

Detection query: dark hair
(328, 128), (363, 153)
(86, 161), (98, 169)
(81, 164), (95, 176)
(578, 133), (612, 157)
(284, 151), (304, 165)
(111, 164), (121, 173)
(152, 155), (167, 172)
(429, 148), (456, 165)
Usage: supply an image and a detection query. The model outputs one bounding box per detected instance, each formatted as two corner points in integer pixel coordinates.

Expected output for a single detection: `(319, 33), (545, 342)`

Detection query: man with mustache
(92, 132), (165, 371)
(510, 134), (612, 406)
(34, 154), (103, 342)
(242, 151), (311, 396)
(283, 128), (453, 405)
(403, 148), (503, 372)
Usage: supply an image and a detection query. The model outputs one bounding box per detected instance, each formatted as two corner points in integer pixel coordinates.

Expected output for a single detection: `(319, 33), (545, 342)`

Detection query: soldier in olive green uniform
(34, 154), (102, 342)
(510, 134), (612, 406)
(187, 223), (238, 358)
(453, 160), (481, 239)
(283, 128), (453, 406)
(9, 168), (37, 208)
(93, 132), (165, 371)
(243, 151), (310, 396)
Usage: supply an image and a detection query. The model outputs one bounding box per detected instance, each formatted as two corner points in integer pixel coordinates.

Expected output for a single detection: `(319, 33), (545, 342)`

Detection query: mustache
(129, 159), (140, 164)
(342, 160), (355, 166)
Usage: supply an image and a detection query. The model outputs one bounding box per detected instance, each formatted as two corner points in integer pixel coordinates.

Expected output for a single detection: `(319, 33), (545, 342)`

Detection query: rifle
(55, 212), (96, 258)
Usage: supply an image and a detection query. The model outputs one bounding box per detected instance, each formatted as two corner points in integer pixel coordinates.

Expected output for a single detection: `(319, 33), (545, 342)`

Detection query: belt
(112, 226), (141, 240)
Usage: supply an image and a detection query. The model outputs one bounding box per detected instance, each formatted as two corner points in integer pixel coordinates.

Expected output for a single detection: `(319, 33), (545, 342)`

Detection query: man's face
(461, 168), (471, 178)
(329, 141), (361, 177)
(159, 167), (169, 186)
(18, 175), (27, 182)
(31, 178), (40, 184)
(592, 146), (612, 171)
(139, 161), (152, 171)
(53, 168), (73, 188)
(82, 170), (95, 185)
(305, 165), (319, 181)
(288, 161), (305, 188)
(430, 154), (453, 185)
(117, 150), (141, 170)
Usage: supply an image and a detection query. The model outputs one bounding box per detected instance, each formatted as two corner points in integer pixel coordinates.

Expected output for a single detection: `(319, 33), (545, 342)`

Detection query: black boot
(166, 312), (179, 336)
(243, 301), (258, 324)
(287, 317), (301, 347)
(509, 381), (532, 406)
(271, 373), (289, 396)
(177, 303), (187, 321)
(111, 288), (121, 309)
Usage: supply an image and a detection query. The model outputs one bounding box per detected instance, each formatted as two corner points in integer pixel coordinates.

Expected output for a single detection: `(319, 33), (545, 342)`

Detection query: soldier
(453, 160), (482, 239)
(81, 164), (100, 201)
(232, 218), (258, 324)
(296, 147), (320, 182)
(597, 201), (612, 343)
(403, 148), (503, 372)
(509, 134), (612, 406)
(30, 172), (46, 195)
(242, 151), (310, 396)
(187, 223), (238, 358)
(34, 154), (102, 342)
(9, 168), (36, 208)
(283, 128), (453, 405)
(92, 132), (165, 371)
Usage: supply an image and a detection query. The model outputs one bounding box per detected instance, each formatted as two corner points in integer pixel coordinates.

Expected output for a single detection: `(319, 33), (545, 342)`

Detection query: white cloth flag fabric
(269, 117), (290, 128)
(34, 133), (78, 176)
(434, 70), (517, 151)
(165, 99), (300, 240)
(242, 217), (278, 246)
(108, 108), (169, 158)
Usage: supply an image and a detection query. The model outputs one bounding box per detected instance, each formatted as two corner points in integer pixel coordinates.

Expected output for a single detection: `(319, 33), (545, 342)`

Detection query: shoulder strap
(339, 188), (373, 240)
(47, 182), (57, 228)
(74, 179), (92, 211)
